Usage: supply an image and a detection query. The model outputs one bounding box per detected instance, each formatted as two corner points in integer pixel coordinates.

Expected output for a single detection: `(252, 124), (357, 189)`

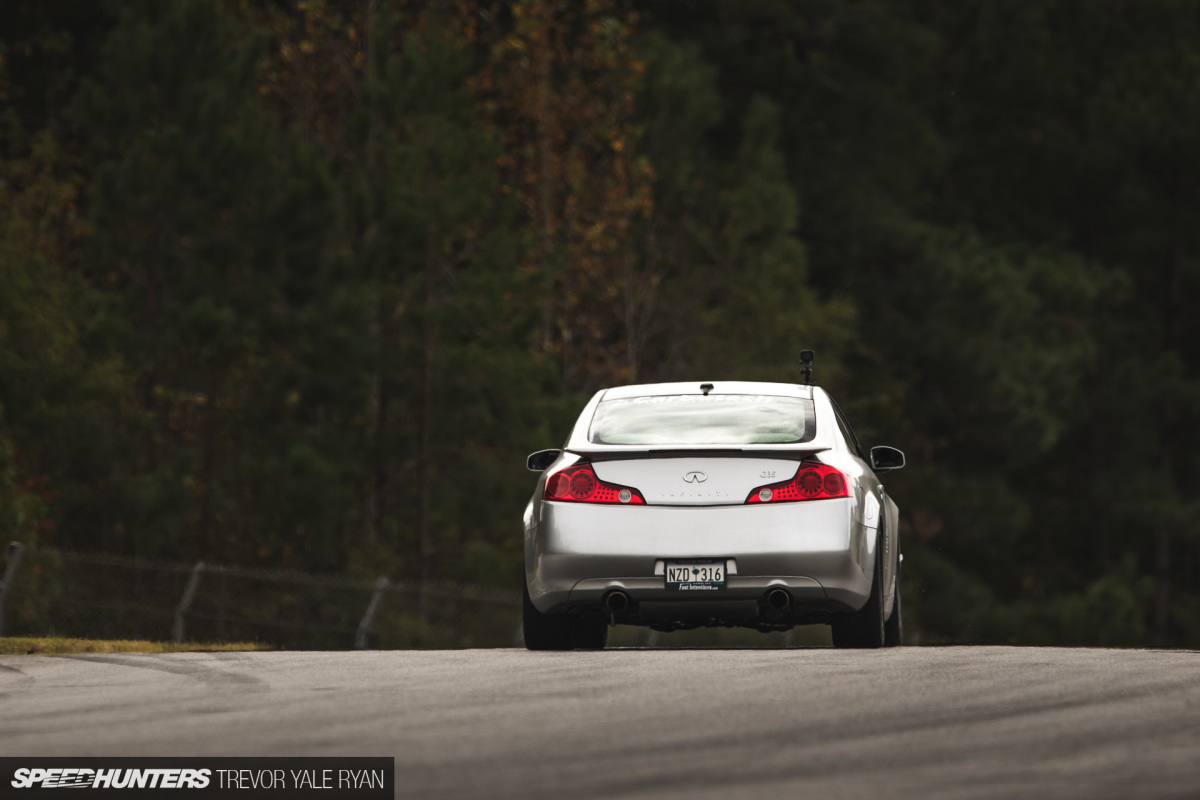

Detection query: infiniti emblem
(683, 471), (708, 483)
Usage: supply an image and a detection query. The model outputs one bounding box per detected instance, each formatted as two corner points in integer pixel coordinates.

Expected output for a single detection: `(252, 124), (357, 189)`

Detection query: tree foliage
(3, 0), (1200, 646)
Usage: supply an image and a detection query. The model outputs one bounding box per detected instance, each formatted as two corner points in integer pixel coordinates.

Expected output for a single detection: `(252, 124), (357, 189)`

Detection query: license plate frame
(664, 559), (726, 591)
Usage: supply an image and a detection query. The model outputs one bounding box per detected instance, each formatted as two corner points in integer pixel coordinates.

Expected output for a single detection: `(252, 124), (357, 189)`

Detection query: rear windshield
(588, 395), (816, 445)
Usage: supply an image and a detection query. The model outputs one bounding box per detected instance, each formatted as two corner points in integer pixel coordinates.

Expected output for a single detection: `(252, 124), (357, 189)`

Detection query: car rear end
(523, 382), (876, 632)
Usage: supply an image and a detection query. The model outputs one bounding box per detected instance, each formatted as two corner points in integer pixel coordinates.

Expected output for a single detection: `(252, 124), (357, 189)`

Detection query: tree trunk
(363, 0), (382, 548)
(199, 370), (219, 558)
(1151, 175), (1187, 646)
(417, 228), (436, 632)
(366, 352), (388, 547)
(534, 1), (560, 383)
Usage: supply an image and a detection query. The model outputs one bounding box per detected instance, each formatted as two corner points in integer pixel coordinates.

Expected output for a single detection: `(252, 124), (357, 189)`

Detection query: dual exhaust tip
(766, 588), (792, 611)
(604, 590), (631, 613)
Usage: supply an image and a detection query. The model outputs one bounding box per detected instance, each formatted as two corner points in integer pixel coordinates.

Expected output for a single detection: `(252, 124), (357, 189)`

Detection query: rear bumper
(525, 498), (876, 620)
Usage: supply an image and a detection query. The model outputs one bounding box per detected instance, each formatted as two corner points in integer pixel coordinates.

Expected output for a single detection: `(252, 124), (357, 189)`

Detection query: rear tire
(522, 583), (608, 651)
(884, 561), (903, 647)
(831, 538), (886, 649)
(570, 618), (608, 650)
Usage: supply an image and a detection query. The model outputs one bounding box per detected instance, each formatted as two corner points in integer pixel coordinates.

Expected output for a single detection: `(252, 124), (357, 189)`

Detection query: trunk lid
(589, 453), (824, 506)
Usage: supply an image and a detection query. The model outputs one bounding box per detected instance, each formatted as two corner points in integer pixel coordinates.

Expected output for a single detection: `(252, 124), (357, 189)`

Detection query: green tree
(0, 0), (120, 551)
(71, 0), (363, 566)
(631, 33), (857, 387)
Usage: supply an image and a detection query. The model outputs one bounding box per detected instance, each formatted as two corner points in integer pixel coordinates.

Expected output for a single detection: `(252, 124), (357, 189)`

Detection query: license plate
(665, 559), (725, 591)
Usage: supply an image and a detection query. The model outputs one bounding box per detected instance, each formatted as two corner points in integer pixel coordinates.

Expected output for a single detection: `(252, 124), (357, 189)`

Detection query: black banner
(0, 759), (392, 798)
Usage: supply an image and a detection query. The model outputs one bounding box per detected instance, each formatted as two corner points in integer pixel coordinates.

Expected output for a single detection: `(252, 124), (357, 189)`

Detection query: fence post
(174, 562), (205, 643)
(0, 542), (25, 637)
(355, 576), (389, 650)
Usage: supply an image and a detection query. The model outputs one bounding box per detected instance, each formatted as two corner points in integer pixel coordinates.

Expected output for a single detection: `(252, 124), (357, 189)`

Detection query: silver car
(522, 378), (905, 650)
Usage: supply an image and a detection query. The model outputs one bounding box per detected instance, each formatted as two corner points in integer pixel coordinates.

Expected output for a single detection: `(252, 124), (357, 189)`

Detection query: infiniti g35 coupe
(521, 380), (905, 650)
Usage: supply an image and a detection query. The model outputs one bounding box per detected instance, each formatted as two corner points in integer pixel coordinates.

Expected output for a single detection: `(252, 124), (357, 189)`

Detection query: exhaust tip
(766, 588), (792, 611)
(604, 590), (630, 613)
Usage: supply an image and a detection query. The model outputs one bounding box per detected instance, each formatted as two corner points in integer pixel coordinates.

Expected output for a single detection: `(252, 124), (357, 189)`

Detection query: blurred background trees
(2, 0), (1199, 646)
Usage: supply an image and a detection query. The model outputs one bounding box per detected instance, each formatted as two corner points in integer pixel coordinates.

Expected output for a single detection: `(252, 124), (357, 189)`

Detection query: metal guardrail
(0, 543), (520, 649)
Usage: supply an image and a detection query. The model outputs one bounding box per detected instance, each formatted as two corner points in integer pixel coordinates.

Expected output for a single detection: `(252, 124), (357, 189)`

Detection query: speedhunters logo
(12, 768), (211, 789)
(0, 759), (391, 798)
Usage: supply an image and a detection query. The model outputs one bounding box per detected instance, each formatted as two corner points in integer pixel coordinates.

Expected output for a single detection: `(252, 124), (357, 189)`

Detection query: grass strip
(0, 637), (274, 655)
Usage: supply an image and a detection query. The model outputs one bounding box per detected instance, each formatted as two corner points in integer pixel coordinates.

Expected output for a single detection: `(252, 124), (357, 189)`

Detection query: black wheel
(570, 618), (608, 650)
(522, 583), (608, 651)
(884, 560), (903, 647)
(831, 538), (885, 649)
(523, 583), (573, 650)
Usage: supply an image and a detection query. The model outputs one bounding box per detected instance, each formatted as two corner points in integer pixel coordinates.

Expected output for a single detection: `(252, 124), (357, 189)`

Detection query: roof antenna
(700, 383), (714, 396)
(799, 350), (815, 385)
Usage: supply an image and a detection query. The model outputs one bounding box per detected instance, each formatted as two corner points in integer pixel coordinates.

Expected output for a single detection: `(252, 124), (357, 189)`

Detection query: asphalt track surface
(2, 647), (1198, 799)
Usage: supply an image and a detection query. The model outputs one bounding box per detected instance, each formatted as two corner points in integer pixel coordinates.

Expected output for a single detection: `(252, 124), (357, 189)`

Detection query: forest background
(3, 0), (1199, 647)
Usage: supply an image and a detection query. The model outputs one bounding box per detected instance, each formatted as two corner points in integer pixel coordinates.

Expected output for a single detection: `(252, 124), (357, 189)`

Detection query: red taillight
(746, 463), (850, 504)
(543, 463), (645, 505)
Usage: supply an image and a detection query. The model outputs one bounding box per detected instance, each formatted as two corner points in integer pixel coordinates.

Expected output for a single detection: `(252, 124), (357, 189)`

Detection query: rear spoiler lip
(566, 446), (832, 462)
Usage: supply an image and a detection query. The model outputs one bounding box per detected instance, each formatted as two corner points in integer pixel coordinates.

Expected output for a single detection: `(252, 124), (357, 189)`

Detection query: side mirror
(526, 449), (562, 472)
(870, 446), (905, 473)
